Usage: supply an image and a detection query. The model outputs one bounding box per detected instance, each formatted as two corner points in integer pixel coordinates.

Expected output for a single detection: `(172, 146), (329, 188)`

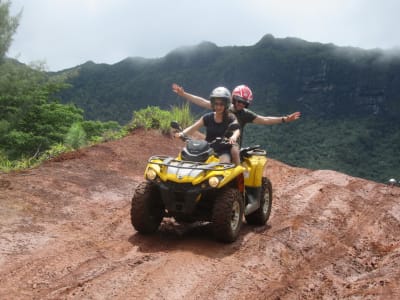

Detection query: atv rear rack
(148, 155), (236, 170)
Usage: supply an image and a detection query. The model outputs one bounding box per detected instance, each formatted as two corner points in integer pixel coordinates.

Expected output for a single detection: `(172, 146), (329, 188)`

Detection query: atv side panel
(245, 177), (273, 225)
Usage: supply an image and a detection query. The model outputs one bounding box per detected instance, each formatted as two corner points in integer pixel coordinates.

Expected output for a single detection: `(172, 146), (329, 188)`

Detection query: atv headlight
(146, 168), (157, 180)
(208, 176), (220, 188)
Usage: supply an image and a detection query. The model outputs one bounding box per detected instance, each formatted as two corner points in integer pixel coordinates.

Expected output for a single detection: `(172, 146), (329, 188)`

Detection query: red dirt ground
(0, 129), (399, 299)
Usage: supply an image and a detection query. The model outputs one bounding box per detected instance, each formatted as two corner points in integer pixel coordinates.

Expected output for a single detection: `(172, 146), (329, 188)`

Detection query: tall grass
(129, 103), (194, 134)
(0, 143), (72, 172)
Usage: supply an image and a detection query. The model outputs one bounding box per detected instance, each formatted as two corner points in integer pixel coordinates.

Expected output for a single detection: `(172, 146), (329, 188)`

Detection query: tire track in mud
(261, 168), (400, 299)
(0, 130), (399, 299)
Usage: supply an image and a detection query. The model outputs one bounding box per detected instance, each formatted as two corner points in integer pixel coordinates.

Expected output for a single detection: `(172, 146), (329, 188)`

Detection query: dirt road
(1, 129), (399, 299)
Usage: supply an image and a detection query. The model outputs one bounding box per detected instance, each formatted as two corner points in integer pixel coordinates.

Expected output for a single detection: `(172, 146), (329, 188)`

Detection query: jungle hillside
(54, 35), (400, 183)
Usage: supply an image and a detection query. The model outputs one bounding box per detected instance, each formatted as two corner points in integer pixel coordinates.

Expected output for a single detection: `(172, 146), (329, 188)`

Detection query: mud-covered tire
(131, 181), (164, 234)
(211, 187), (244, 243)
(245, 177), (272, 225)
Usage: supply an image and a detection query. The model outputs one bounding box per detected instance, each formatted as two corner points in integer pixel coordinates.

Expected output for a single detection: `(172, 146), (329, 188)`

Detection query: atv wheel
(245, 177), (272, 225)
(212, 187), (244, 243)
(131, 181), (164, 234)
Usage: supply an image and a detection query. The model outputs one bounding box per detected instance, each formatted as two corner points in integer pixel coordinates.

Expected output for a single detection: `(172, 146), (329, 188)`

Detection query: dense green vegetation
(244, 117), (400, 183)
(0, 60), (82, 159)
(0, 57), (127, 170)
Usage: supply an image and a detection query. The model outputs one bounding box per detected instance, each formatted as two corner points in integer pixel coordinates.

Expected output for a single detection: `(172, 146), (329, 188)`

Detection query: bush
(65, 122), (87, 149)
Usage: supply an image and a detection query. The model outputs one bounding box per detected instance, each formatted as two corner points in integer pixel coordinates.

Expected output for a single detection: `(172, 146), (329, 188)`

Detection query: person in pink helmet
(172, 83), (301, 147)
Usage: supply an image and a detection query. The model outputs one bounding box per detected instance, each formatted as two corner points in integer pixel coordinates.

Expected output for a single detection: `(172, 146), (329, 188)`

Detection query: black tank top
(202, 112), (237, 142)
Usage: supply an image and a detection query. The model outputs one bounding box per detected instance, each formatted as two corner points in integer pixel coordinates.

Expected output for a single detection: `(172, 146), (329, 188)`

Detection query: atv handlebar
(177, 133), (230, 146)
(171, 121), (266, 160)
(171, 121), (238, 144)
(209, 137), (231, 146)
(177, 132), (189, 142)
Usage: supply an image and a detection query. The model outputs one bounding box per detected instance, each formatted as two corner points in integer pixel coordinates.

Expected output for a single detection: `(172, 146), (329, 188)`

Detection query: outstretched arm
(172, 83), (212, 110)
(253, 111), (301, 125)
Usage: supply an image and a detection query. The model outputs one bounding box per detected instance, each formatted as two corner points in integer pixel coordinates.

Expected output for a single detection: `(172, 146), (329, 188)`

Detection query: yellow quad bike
(130, 122), (272, 243)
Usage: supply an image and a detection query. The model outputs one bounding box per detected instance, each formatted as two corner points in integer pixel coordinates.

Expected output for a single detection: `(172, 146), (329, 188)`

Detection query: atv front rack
(148, 155), (236, 170)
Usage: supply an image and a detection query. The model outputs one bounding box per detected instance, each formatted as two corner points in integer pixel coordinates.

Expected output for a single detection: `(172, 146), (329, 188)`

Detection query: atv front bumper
(157, 181), (213, 215)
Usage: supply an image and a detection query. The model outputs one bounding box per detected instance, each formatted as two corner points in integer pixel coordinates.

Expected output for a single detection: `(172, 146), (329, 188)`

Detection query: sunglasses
(233, 96), (248, 105)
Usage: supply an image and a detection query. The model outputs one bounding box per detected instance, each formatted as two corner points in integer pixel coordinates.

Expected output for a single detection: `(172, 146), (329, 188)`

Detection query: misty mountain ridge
(52, 34), (400, 183)
(56, 34), (400, 122)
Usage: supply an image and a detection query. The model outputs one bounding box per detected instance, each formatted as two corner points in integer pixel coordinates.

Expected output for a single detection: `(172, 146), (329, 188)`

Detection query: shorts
(211, 143), (232, 158)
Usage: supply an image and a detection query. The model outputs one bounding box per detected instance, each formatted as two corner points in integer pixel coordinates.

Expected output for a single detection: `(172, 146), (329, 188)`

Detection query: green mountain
(54, 34), (400, 183)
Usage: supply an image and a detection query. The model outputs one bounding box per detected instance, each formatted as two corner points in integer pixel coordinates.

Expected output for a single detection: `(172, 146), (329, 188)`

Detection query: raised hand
(172, 83), (185, 97)
(286, 111), (301, 122)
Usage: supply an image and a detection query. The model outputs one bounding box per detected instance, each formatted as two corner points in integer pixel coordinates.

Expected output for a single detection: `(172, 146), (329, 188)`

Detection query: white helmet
(209, 86), (231, 110)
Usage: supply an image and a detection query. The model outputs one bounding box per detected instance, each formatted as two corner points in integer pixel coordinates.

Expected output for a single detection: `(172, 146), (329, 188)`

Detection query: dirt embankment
(1, 129), (399, 299)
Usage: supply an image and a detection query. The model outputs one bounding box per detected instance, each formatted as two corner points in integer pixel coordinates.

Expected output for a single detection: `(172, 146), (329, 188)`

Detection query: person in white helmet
(174, 86), (241, 165)
(172, 83), (301, 147)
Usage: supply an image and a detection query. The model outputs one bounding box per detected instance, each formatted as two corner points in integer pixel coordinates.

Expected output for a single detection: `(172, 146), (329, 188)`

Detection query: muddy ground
(0, 129), (399, 299)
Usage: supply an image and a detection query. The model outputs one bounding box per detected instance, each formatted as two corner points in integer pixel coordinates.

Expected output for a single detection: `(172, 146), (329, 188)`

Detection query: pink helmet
(232, 85), (253, 107)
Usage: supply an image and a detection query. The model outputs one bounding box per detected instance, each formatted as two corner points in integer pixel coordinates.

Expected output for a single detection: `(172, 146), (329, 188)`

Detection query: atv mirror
(170, 121), (182, 131)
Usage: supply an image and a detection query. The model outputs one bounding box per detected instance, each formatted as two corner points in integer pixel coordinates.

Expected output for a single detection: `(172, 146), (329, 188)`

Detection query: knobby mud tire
(245, 177), (273, 225)
(131, 181), (164, 234)
(212, 187), (244, 243)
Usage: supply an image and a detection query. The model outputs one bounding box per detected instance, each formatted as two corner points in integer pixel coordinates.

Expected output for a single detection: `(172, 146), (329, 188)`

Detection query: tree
(0, 0), (21, 61)
(0, 60), (84, 159)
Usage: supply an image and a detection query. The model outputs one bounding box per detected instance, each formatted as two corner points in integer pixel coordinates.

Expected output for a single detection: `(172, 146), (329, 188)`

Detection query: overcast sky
(7, 0), (400, 71)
